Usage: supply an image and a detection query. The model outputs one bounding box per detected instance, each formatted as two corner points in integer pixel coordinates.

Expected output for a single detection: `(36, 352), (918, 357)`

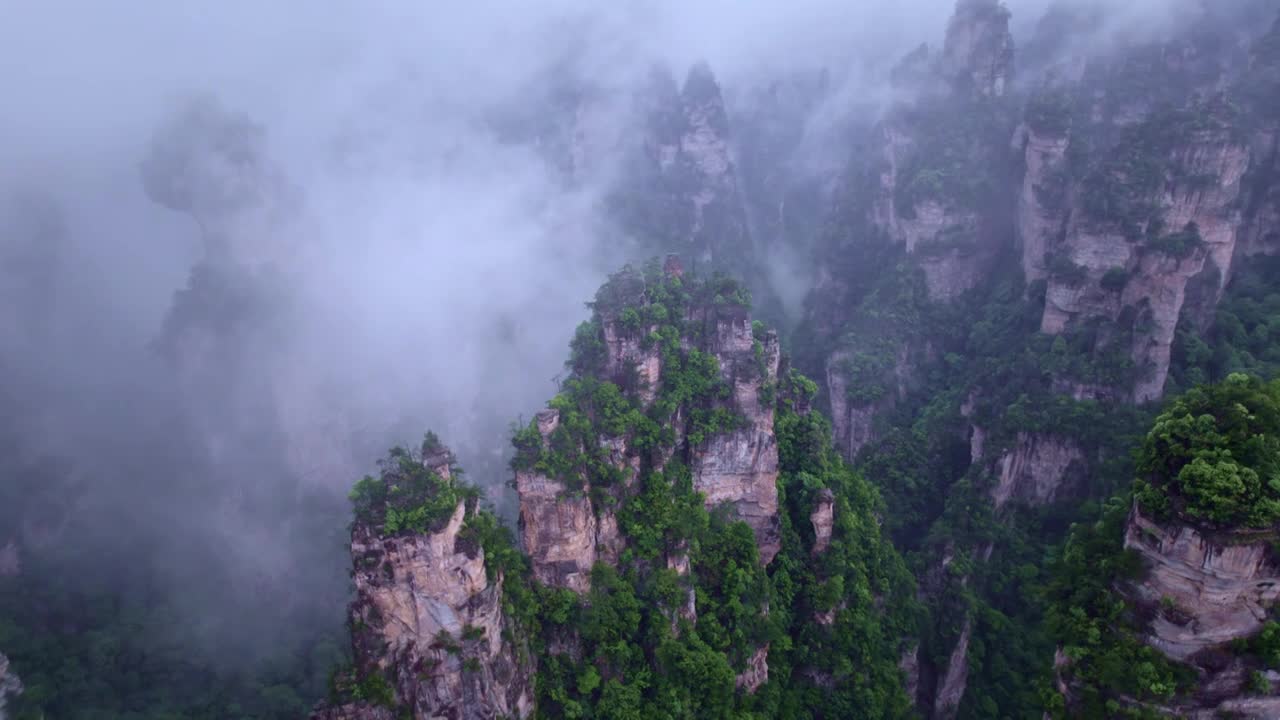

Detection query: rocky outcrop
(321, 447), (533, 720)
(811, 489), (835, 555)
(0, 652), (21, 720)
(1188, 696), (1280, 719)
(689, 303), (783, 564)
(617, 64), (757, 284)
(933, 618), (973, 720)
(825, 344), (915, 461)
(734, 644), (770, 693)
(1014, 121), (1070, 285)
(1123, 508), (1280, 662)
(515, 410), (617, 594)
(942, 0), (1014, 99)
(666, 550), (698, 623)
(990, 433), (1085, 509)
(679, 64), (752, 267)
(1057, 505), (1280, 717)
(516, 263), (783, 581)
(1036, 88), (1253, 404)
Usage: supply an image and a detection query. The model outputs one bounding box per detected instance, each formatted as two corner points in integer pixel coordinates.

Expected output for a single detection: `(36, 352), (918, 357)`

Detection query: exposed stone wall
(317, 449), (533, 720)
(990, 433), (1085, 509)
(516, 270), (784, 582)
(1123, 508), (1280, 662)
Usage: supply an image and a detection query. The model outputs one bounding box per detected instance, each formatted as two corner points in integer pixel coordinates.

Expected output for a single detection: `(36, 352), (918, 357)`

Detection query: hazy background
(0, 0), (1204, 680)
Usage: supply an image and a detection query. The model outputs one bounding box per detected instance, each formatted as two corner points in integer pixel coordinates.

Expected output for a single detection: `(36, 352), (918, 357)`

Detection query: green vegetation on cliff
(1133, 374), (1280, 527)
(1043, 375), (1280, 717)
(514, 264), (918, 719)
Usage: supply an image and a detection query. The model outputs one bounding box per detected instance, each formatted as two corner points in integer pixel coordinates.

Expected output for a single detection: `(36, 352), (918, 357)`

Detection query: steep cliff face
(515, 260), (782, 590)
(496, 261), (921, 717)
(1014, 117), (1070, 285)
(1046, 376), (1280, 717)
(679, 64), (752, 268)
(810, 488), (835, 555)
(1038, 100), (1252, 403)
(990, 432), (1085, 509)
(317, 443), (533, 720)
(1123, 508), (1280, 662)
(883, 0), (1014, 303)
(808, 0), (1016, 471)
(688, 301), (783, 563)
(1052, 505), (1280, 719)
(611, 66), (760, 287)
(825, 343), (917, 460)
(1020, 5), (1280, 405)
(515, 409), (617, 594)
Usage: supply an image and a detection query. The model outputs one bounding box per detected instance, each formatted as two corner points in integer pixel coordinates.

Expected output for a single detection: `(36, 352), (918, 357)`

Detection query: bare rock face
(942, 0), (1014, 99)
(1061, 505), (1280, 717)
(0, 651), (21, 720)
(516, 410), (608, 594)
(1123, 507), (1280, 662)
(868, 122), (999, 303)
(811, 489), (836, 555)
(825, 345), (915, 461)
(326, 449), (533, 720)
(933, 618), (973, 720)
(1190, 696), (1280, 719)
(990, 433), (1085, 509)
(1014, 122), (1070, 284)
(734, 644), (770, 694)
(623, 63), (756, 282)
(1039, 100), (1251, 403)
(679, 63), (751, 266)
(689, 303), (783, 564)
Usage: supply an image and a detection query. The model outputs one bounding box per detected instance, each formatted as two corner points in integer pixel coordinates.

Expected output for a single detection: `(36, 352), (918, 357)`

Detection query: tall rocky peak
(610, 63), (763, 300)
(514, 257), (782, 594)
(1021, 4), (1279, 404)
(807, 0), (1019, 462)
(1240, 13), (1280, 259)
(315, 437), (533, 720)
(800, 5), (1280, 718)
(941, 0), (1014, 99)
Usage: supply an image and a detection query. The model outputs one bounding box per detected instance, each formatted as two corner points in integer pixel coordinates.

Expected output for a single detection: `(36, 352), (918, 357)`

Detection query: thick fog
(0, 0), (1216, 671)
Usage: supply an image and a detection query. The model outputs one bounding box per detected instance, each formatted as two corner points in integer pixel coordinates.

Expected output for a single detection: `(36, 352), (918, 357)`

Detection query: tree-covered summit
(1134, 373), (1280, 529)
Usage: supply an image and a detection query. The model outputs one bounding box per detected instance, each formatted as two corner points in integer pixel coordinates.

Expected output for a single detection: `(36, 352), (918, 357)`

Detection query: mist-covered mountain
(3, 0), (1280, 718)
